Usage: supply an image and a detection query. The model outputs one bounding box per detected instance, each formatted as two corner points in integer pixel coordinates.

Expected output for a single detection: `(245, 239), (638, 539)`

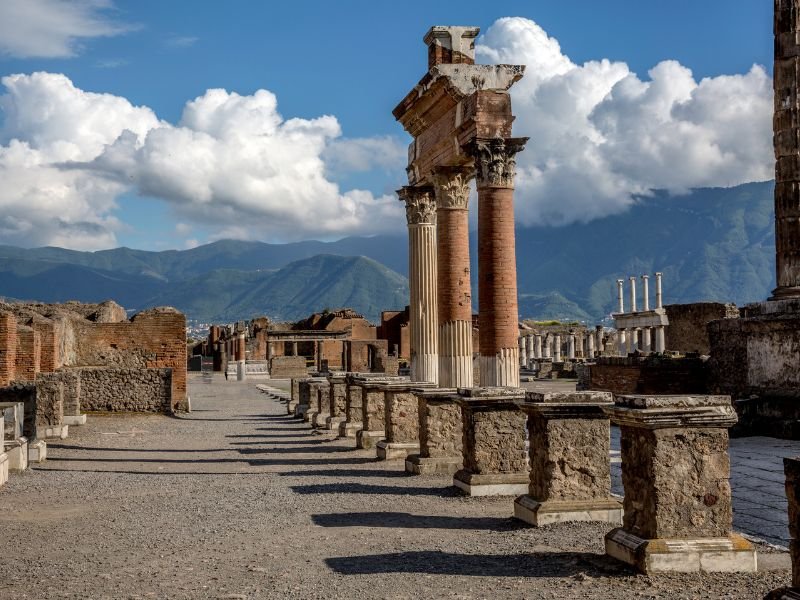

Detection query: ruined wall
(588, 356), (709, 396)
(68, 308), (187, 411)
(419, 398), (462, 458)
(0, 312), (17, 387)
(0, 383), (35, 438)
(60, 369), (81, 417)
(78, 367), (171, 413)
(33, 372), (64, 435)
(269, 356), (307, 379)
(15, 326), (40, 383)
(665, 302), (739, 355)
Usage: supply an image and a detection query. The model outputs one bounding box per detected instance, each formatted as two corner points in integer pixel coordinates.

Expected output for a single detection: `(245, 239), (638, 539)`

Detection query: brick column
(432, 167), (474, 388)
(467, 137), (527, 387)
(236, 333), (246, 362)
(773, 0), (800, 299)
(399, 186), (439, 383)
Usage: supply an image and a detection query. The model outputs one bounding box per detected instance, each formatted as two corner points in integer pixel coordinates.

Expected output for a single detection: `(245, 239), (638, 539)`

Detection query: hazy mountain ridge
(0, 181), (776, 323)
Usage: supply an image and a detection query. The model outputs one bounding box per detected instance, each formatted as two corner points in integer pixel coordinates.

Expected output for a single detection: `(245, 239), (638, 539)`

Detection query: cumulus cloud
(323, 136), (406, 174)
(0, 72), (402, 249)
(476, 17), (773, 226)
(0, 0), (132, 59)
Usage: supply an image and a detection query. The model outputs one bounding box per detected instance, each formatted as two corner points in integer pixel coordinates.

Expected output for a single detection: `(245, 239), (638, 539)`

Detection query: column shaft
(409, 224), (439, 383)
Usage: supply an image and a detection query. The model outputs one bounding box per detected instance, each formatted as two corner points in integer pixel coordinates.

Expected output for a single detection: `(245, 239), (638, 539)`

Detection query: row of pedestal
(286, 374), (759, 575)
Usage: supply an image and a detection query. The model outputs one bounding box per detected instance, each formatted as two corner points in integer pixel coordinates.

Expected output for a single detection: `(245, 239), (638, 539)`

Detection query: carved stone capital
(465, 137), (528, 189)
(398, 186), (437, 225)
(432, 166), (474, 210)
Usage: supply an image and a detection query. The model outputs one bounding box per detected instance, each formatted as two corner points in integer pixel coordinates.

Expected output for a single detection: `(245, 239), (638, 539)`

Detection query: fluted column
(534, 335), (542, 359)
(526, 334), (535, 364)
(773, 0), (800, 299)
(553, 334), (562, 362)
(519, 336), (527, 367)
(466, 137), (527, 387)
(400, 186), (439, 383)
(587, 332), (595, 358)
(432, 167), (474, 388)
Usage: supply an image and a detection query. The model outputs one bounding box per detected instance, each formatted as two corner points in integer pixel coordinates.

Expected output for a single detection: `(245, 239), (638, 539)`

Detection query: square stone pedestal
(376, 381), (436, 461)
(339, 420), (362, 438)
(312, 412), (330, 428)
(39, 424), (68, 439)
(326, 415), (346, 431)
(4, 437), (29, 472)
(603, 394), (756, 574)
(28, 439), (46, 462)
(405, 388), (462, 475)
(453, 387), (529, 497)
(514, 391), (622, 526)
(328, 375), (348, 425)
(0, 452), (8, 486)
(356, 429), (384, 450)
(312, 386), (332, 429)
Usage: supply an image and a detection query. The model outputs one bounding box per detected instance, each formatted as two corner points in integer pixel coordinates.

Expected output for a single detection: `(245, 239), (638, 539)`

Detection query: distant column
(616, 279), (625, 313)
(618, 329), (627, 356)
(641, 275), (650, 311)
(534, 335), (543, 360)
(629, 277), (638, 312)
(526, 334), (535, 364)
(567, 335), (576, 360)
(236, 333), (246, 362)
(543, 335), (551, 359)
(553, 335), (562, 362)
(433, 167), (473, 388)
(467, 137), (527, 387)
(655, 272), (664, 309)
(399, 185), (439, 383)
(655, 326), (666, 353)
(596, 326), (604, 355)
(292, 341), (298, 356)
(587, 333), (595, 358)
(641, 328), (652, 353)
(519, 336), (528, 367)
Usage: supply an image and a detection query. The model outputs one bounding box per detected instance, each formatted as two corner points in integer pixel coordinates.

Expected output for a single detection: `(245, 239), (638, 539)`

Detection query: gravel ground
(0, 373), (792, 599)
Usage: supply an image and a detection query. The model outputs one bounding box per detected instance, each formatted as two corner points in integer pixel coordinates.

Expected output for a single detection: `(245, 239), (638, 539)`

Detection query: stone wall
(464, 408), (527, 474)
(665, 302), (739, 354)
(0, 312), (16, 387)
(0, 383), (35, 438)
(269, 356), (307, 378)
(15, 326), (40, 383)
(34, 372), (64, 432)
(78, 367), (171, 413)
(587, 356), (709, 396)
(61, 369), (81, 417)
(419, 397), (462, 458)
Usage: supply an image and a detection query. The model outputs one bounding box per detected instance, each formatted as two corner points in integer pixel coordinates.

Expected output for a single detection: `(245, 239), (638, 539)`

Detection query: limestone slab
(28, 439), (46, 462)
(356, 429), (384, 450)
(453, 470), (529, 497)
(63, 414), (87, 426)
(405, 453), (462, 475)
(376, 440), (419, 461)
(4, 437), (28, 472)
(513, 495), (622, 527)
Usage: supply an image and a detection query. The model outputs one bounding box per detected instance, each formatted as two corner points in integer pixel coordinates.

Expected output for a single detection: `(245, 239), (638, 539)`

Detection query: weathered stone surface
(384, 386), (430, 444)
(361, 386), (386, 432)
(418, 391), (462, 459)
(60, 369), (81, 417)
(345, 381), (363, 422)
(78, 367), (171, 413)
(329, 377), (347, 417)
(618, 427), (732, 539)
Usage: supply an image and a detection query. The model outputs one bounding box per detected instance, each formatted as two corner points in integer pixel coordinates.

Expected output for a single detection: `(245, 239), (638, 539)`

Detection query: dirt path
(0, 373), (790, 599)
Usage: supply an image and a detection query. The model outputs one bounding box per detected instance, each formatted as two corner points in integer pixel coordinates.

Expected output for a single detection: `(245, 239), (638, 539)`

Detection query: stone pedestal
(406, 387), (463, 475)
(4, 436), (28, 472)
(765, 456), (800, 599)
(453, 387), (529, 496)
(288, 378), (303, 415)
(312, 386), (331, 428)
(326, 375), (348, 431)
(603, 394), (756, 574)
(514, 391), (621, 526)
(356, 377), (409, 449)
(339, 376), (365, 438)
(298, 378), (327, 424)
(377, 381), (436, 460)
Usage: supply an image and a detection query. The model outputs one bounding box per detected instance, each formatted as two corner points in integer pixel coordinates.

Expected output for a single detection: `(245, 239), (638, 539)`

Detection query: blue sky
(0, 0), (774, 251)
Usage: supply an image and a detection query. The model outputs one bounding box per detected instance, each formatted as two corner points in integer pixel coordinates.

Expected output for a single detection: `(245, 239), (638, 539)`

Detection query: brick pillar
(773, 0), (800, 299)
(32, 321), (59, 373)
(0, 312), (17, 386)
(432, 167), (473, 388)
(467, 137), (527, 387)
(15, 327), (40, 383)
(399, 186), (438, 384)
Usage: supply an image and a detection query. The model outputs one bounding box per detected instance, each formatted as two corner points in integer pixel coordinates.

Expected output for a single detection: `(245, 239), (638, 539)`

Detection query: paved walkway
(0, 374), (792, 599)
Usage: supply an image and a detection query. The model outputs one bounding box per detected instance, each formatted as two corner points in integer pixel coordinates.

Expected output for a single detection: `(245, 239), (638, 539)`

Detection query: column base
(338, 420), (362, 438)
(39, 425), (68, 440)
(0, 452), (7, 486)
(311, 412), (330, 428)
(303, 409), (318, 424)
(513, 495), (622, 527)
(4, 437), (29, 472)
(63, 414), (87, 426)
(287, 401), (298, 415)
(765, 589), (800, 599)
(478, 349), (520, 387)
(325, 416), (346, 431)
(28, 439), (47, 463)
(405, 454), (462, 475)
(356, 429), (384, 450)
(453, 470), (529, 497)
(770, 286), (800, 301)
(294, 404), (308, 418)
(604, 529), (757, 574)
(376, 441), (419, 461)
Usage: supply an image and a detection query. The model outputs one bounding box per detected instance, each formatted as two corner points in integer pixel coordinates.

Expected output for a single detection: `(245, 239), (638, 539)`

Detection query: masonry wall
(665, 302), (739, 355)
(78, 367), (172, 413)
(588, 356), (710, 396)
(69, 308), (187, 411)
(0, 312), (17, 387)
(15, 326), (40, 383)
(270, 356), (308, 379)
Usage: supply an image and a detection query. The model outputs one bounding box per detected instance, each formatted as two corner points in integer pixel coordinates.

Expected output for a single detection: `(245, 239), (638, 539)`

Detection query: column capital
(398, 185), (437, 225)
(464, 137), (527, 189)
(431, 166), (474, 210)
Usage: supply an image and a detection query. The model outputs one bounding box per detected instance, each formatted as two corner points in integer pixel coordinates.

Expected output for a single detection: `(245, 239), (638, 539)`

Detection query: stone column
(616, 279), (625, 313)
(629, 276), (638, 312)
(655, 272), (663, 309)
(553, 335), (562, 362)
(773, 0), (800, 299)
(399, 186), (439, 384)
(567, 335), (576, 360)
(526, 334), (535, 365)
(453, 387), (529, 496)
(654, 326), (666, 353)
(641, 275), (650, 311)
(467, 137), (527, 387)
(603, 394), (756, 574)
(628, 328), (639, 354)
(543, 335), (551, 359)
(432, 167), (473, 388)
(292, 341), (298, 356)
(519, 336), (528, 367)
(765, 457), (800, 598)
(514, 391), (622, 526)
(587, 333), (595, 358)
(534, 335), (542, 360)
(595, 326), (604, 355)
(618, 329), (627, 356)
(641, 327), (652, 353)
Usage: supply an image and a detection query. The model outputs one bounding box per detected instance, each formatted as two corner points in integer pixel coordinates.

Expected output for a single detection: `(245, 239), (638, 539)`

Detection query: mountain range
(0, 180), (776, 324)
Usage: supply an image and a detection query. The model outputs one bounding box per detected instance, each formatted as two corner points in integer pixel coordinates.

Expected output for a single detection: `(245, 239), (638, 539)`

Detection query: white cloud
(165, 35), (198, 48)
(477, 17), (773, 226)
(0, 72), (402, 249)
(0, 0), (132, 59)
(323, 135), (406, 174)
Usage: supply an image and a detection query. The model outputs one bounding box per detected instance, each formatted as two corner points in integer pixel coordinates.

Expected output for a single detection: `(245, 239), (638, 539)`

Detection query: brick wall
(269, 356), (307, 378)
(0, 312), (17, 387)
(587, 356), (710, 396)
(665, 302), (739, 354)
(31, 318), (60, 373)
(15, 326), (40, 383)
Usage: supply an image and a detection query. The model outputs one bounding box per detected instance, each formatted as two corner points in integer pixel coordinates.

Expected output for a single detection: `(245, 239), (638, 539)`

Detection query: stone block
(28, 439), (46, 462)
(0, 452), (8, 487)
(356, 429), (383, 450)
(4, 436), (28, 472)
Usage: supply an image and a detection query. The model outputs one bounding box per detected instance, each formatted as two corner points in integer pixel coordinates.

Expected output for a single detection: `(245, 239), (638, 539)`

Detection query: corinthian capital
(432, 166), (474, 210)
(398, 185), (437, 225)
(465, 137), (528, 189)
